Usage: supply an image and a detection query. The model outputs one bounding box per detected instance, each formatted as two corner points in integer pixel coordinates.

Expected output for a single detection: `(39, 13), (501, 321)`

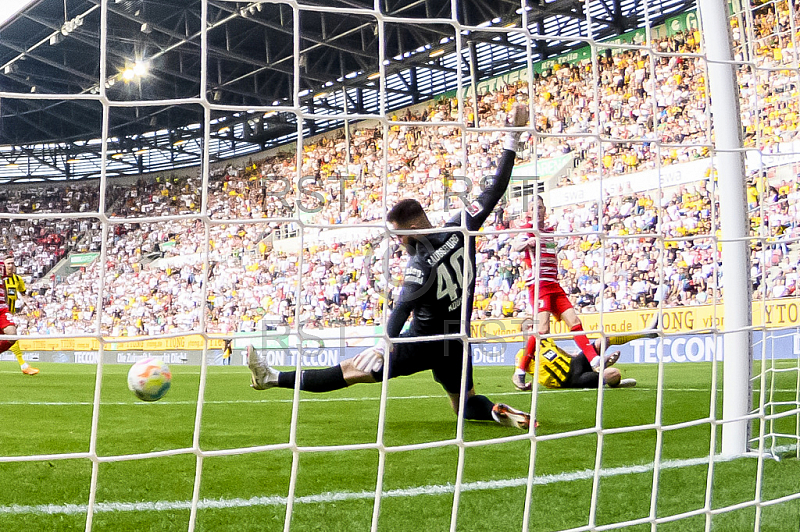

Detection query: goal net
(0, 0), (799, 530)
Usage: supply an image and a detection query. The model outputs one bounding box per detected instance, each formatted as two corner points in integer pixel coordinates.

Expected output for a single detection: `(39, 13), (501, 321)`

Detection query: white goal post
(697, 0), (753, 458)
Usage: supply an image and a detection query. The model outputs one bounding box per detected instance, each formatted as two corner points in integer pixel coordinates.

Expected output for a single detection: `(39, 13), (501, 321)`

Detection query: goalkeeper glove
(353, 341), (386, 373)
(503, 103), (528, 151)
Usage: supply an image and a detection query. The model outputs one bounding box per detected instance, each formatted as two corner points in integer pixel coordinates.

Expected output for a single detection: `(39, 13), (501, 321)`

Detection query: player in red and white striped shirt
(510, 196), (600, 391)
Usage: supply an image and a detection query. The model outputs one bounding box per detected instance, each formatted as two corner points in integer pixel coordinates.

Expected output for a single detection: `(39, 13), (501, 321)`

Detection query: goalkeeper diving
(248, 103), (534, 430)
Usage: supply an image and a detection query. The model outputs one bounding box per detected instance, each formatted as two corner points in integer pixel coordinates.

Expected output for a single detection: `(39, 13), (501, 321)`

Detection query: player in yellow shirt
(2, 258), (39, 375)
(517, 320), (659, 390)
(3, 258), (39, 375)
(517, 338), (631, 389)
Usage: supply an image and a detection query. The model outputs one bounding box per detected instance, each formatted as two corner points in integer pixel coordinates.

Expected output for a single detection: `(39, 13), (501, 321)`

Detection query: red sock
(0, 340), (15, 354)
(518, 335), (537, 371)
(571, 324), (598, 363)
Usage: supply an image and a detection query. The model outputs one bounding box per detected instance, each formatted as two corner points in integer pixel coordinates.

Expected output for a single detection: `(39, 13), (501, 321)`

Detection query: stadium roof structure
(0, 0), (694, 183)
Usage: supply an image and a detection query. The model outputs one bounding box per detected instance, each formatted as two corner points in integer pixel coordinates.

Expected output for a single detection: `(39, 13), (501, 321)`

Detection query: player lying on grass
(516, 321), (659, 390)
(248, 104), (534, 430)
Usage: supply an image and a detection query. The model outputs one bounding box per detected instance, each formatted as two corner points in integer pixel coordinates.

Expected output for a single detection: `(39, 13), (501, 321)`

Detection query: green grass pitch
(0, 360), (799, 531)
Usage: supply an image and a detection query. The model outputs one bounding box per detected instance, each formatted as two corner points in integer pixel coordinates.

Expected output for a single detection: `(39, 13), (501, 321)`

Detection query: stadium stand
(11, 16), (800, 335)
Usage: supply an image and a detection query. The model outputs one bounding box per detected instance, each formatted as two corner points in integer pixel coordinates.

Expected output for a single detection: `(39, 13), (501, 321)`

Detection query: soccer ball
(127, 357), (172, 402)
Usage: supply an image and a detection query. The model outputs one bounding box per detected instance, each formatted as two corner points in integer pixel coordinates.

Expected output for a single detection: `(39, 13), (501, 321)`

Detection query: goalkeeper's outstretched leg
(248, 341), (535, 430)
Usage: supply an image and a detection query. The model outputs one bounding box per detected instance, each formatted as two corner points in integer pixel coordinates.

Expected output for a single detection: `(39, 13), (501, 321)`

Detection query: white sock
(514, 368), (526, 377)
(20, 362), (29, 370)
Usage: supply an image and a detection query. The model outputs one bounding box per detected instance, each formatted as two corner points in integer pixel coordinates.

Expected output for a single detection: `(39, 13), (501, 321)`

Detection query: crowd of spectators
(0, 185), (99, 278)
(8, 6), (800, 335)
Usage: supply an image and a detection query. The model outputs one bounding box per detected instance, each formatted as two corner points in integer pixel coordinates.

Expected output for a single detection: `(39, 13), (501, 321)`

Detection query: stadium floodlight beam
(132, 61), (148, 76)
(697, 0), (752, 458)
(121, 61), (148, 81)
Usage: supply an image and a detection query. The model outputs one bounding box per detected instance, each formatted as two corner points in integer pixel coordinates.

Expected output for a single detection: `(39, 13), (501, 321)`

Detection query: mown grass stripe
(0, 447), (794, 516)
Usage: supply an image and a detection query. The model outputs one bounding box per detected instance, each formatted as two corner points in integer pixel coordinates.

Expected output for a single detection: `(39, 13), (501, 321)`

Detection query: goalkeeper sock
(571, 324), (598, 363)
(0, 340), (15, 354)
(10, 342), (28, 368)
(277, 366), (348, 393)
(464, 395), (494, 421)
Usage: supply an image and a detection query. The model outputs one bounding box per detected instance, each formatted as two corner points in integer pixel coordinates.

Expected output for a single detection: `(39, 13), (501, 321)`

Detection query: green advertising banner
(511, 153), (574, 180)
(70, 253), (99, 266)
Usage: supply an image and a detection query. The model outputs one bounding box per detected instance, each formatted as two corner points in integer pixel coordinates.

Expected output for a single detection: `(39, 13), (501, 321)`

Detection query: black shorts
(562, 353), (599, 389)
(371, 332), (474, 395)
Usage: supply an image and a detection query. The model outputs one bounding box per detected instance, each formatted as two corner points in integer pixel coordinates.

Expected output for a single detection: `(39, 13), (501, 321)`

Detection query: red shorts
(528, 283), (573, 318)
(0, 309), (15, 330)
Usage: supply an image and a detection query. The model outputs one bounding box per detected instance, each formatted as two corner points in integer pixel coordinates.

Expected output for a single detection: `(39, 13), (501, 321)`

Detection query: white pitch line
(0, 370), (205, 375)
(0, 388), (797, 407)
(0, 393), (527, 407)
(0, 446), (795, 516)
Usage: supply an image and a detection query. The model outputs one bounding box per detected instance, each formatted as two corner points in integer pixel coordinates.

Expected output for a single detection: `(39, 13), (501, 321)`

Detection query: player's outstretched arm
(463, 103), (528, 231)
(385, 296), (413, 338)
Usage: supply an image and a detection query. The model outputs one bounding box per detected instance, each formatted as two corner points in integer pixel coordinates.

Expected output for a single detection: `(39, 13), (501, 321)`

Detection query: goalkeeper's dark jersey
(386, 149), (516, 339)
